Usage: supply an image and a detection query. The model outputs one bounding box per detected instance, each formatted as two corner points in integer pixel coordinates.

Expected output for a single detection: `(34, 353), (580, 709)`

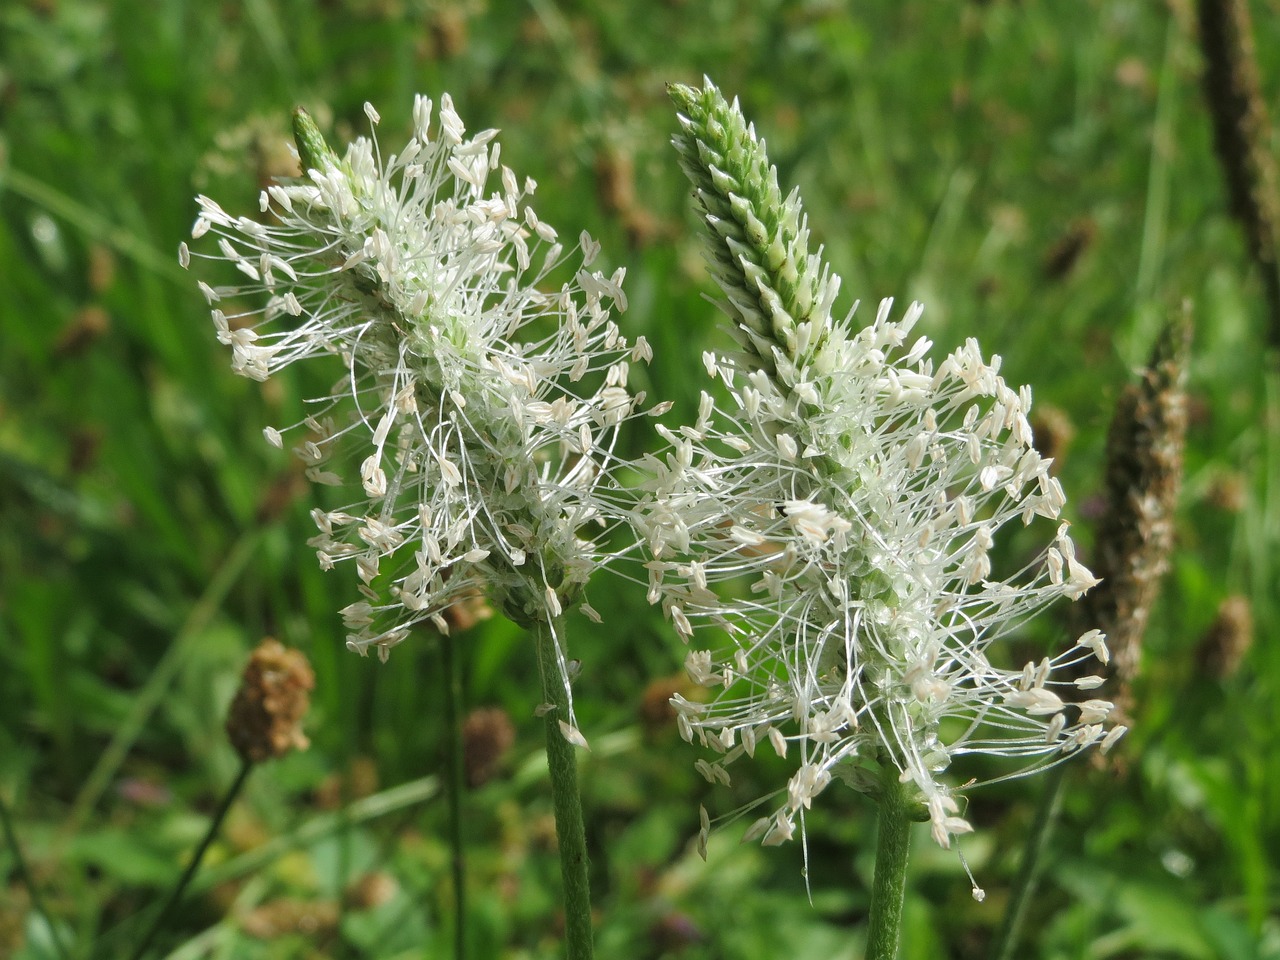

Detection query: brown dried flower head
(441, 585), (494, 635)
(240, 898), (339, 940)
(226, 638), (315, 764)
(462, 707), (516, 788)
(639, 673), (700, 736)
(1087, 311), (1191, 690)
(1196, 594), (1253, 680)
(1030, 403), (1076, 468)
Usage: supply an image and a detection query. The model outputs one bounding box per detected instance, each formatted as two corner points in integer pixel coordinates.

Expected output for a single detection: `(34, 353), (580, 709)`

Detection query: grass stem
(990, 760), (1068, 960)
(67, 531), (261, 836)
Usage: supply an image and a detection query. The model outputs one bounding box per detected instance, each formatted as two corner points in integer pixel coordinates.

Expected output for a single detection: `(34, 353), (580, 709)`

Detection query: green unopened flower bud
(293, 107), (338, 172)
(668, 78), (839, 385)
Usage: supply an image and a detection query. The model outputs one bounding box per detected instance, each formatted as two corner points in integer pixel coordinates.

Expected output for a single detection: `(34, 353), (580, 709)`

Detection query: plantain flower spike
(637, 79), (1121, 852)
(183, 97), (650, 741)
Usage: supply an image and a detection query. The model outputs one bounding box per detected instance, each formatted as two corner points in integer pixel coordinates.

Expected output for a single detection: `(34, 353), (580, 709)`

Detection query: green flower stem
(534, 616), (594, 960)
(67, 530), (261, 837)
(990, 760), (1068, 960)
(0, 789), (72, 960)
(866, 774), (913, 960)
(440, 633), (468, 960)
(127, 758), (254, 960)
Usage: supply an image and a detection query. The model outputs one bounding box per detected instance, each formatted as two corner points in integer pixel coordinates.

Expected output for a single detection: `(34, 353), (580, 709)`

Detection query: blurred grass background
(1, 0), (1278, 957)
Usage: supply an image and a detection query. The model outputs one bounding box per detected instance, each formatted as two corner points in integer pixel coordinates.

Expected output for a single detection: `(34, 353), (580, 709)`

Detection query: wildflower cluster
(637, 80), (1123, 850)
(182, 97), (648, 731)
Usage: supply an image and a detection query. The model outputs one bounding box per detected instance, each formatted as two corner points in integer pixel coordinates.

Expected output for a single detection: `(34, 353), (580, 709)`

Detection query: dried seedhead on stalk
(1195, 594), (1253, 680)
(440, 583), (493, 635)
(226, 638), (315, 764)
(462, 707), (516, 788)
(1086, 311), (1191, 696)
(1196, 0), (1280, 344)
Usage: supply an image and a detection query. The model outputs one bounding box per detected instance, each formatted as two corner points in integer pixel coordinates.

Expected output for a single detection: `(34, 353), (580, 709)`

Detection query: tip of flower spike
(292, 106), (337, 172)
(666, 81), (697, 109)
(666, 78), (720, 118)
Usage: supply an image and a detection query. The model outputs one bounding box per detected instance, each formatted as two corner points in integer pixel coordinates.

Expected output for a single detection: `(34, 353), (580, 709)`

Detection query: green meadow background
(2, 1), (1278, 957)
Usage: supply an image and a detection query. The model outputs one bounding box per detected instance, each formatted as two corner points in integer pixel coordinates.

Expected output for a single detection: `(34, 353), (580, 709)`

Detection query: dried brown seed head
(462, 706), (516, 788)
(225, 638), (315, 764)
(1086, 311), (1191, 691)
(1196, 594), (1253, 679)
(1031, 404), (1076, 468)
(639, 674), (701, 735)
(441, 586), (493, 634)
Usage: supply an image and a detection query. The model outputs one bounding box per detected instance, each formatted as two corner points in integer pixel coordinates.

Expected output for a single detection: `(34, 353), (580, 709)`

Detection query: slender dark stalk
(989, 761), (1068, 960)
(440, 634), (468, 960)
(0, 789), (72, 960)
(1197, 0), (1280, 346)
(67, 530), (261, 836)
(534, 616), (594, 960)
(865, 773), (912, 960)
(127, 758), (254, 960)
(335, 780), (353, 960)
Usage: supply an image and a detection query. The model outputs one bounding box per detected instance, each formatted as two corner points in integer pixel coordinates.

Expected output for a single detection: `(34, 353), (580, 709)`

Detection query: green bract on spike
(667, 78), (838, 381)
(292, 107), (337, 172)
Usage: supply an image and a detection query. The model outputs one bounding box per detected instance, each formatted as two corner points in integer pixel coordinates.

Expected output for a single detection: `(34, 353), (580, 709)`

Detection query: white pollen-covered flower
(184, 96), (644, 733)
(646, 78), (1119, 852)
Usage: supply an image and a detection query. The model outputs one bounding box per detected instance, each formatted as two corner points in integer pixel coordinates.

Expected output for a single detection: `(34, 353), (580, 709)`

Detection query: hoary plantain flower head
(637, 79), (1123, 852)
(182, 96), (649, 738)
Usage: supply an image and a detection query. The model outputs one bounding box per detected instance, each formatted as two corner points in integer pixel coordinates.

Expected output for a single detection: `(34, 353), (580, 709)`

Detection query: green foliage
(2, 0), (1278, 957)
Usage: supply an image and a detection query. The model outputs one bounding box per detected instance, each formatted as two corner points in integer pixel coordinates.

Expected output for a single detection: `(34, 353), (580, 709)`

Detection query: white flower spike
(644, 79), (1120, 851)
(185, 97), (644, 729)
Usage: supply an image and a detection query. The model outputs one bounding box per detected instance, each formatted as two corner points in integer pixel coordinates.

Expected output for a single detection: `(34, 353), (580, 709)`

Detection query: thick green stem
(990, 760), (1068, 960)
(534, 616), (594, 960)
(441, 634), (468, 960)
(128, 758), (254, 960)
(866, 774), (913, 960)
